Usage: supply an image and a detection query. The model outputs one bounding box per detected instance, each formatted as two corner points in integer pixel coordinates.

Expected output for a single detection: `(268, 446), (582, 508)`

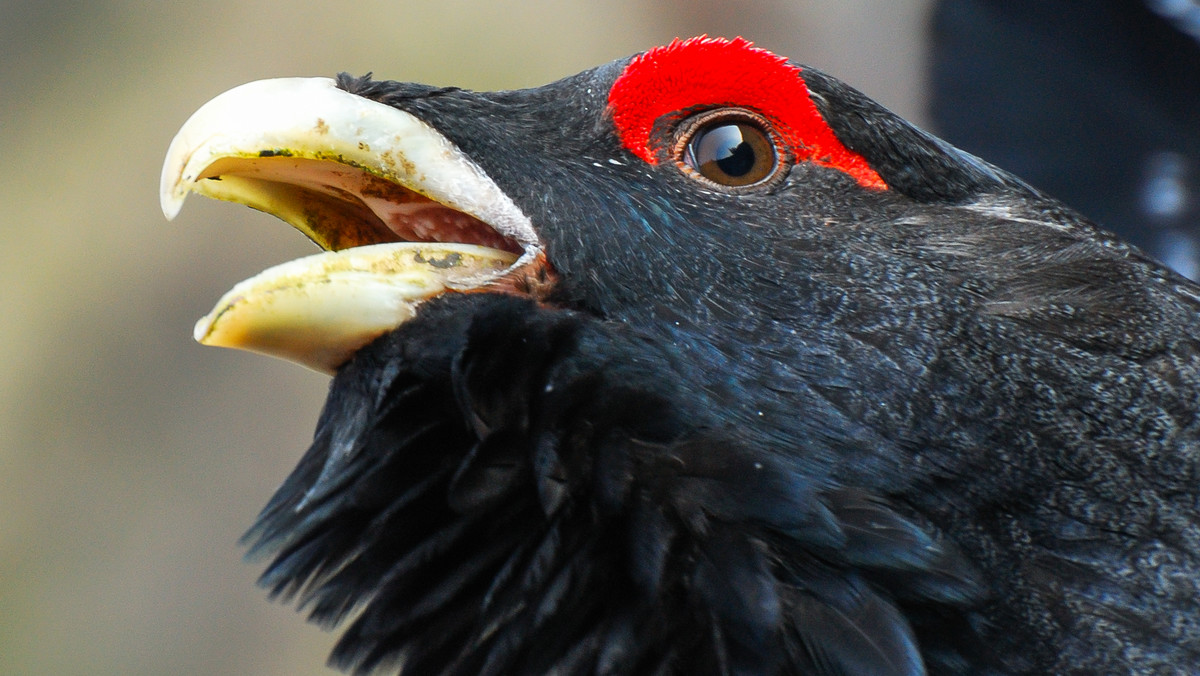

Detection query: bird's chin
(160, 77), (550, 374)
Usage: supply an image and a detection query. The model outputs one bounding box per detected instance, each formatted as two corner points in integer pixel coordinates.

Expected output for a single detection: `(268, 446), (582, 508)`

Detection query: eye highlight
(675, 109), (782, 188)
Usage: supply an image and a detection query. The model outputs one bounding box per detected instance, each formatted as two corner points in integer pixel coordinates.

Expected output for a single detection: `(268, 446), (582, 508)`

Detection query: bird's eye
(675, 110), (781, 188)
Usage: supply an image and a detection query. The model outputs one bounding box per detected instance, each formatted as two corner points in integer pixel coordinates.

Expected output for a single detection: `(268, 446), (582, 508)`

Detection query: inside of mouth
(196, 155), (523, 254)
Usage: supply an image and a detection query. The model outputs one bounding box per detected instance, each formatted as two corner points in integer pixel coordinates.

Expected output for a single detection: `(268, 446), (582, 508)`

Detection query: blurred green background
(0, 2), (929, 674)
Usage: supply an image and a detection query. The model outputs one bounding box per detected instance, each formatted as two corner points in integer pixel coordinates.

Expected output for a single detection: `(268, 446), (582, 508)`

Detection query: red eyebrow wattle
(608, 36), (886, 190)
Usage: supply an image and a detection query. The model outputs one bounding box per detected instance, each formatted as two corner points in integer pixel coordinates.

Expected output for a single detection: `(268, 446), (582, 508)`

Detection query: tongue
(362, 198), (524, 254)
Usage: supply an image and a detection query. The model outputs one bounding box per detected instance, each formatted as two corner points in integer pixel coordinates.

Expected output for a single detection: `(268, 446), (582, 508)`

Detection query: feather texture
(244, 294), (985, 674)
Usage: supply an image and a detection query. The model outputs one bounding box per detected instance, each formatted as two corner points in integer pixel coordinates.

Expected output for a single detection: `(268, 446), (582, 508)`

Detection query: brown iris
(676, 109), (781, 188)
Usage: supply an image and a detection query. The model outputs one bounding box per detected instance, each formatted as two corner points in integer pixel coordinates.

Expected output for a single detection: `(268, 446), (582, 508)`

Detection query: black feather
(242, 294), (986, 674)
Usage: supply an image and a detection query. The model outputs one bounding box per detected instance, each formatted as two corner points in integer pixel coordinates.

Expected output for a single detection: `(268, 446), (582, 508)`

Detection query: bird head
(162, 37), (1047, 375)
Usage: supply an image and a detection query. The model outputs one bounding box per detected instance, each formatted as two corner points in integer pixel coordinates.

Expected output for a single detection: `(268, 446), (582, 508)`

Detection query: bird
(160, 36), (1200, 675)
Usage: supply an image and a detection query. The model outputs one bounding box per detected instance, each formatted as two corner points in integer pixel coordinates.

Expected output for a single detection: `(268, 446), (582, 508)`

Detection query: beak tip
(193, 313), (215, 344)
(162, 197), (183, 221)
(159, 160), (188, 220)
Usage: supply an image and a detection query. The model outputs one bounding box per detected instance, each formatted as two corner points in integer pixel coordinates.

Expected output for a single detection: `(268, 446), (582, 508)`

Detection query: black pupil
(698, 124), (757, 177)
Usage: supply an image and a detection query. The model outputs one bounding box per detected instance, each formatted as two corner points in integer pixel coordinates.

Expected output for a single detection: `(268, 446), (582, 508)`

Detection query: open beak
(161, 77), (545, 374)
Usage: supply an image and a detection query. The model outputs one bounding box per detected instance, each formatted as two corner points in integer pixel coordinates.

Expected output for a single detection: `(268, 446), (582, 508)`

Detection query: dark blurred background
(929, 0), (1200, 278)
(1, 2), (933, 674)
